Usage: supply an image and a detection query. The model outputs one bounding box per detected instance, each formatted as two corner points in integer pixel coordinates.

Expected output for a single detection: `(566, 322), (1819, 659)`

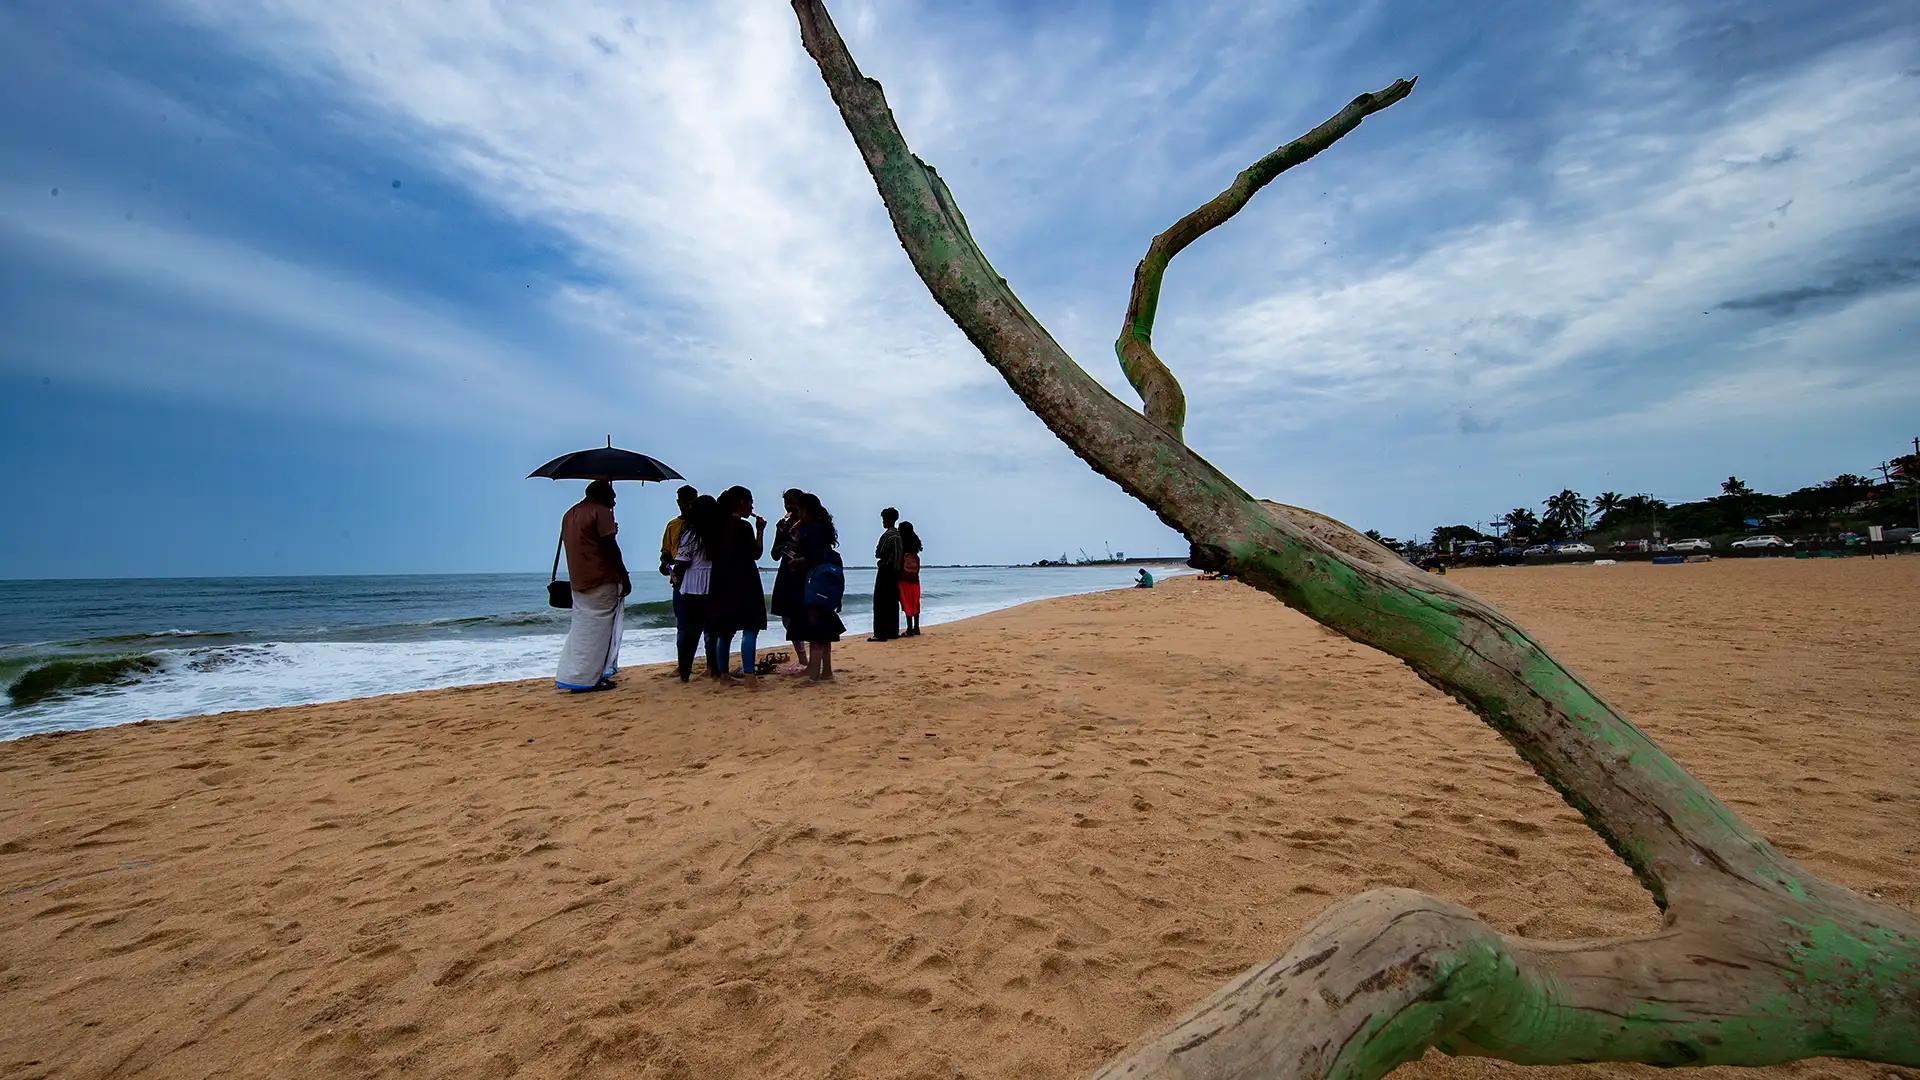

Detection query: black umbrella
(527, 439), (684, 483)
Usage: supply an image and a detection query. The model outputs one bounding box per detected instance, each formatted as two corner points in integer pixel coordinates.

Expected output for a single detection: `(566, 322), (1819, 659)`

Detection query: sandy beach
(2, 558), (1915, 1080)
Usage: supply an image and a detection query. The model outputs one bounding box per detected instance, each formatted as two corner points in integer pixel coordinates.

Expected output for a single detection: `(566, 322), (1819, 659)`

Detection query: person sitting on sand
(794, 493), (846, 681)
(706, 485), (768, 680)
(769, 489), (811, 675)
(555, 480), (630, 693)
(897, 521), (923, 637)
(1135, 568), (1155, 589)
(672, 495), (721, 683)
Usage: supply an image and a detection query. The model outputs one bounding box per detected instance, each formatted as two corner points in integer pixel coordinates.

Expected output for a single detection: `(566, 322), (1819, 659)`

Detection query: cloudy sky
(3, 0), (1916, 577)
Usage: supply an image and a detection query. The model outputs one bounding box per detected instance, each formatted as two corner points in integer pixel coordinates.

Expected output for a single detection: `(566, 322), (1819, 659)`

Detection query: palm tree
(1542, 489), (1589, 538)
(1721, 476), (1755, 499)
(1592, 491), (1623, 525)
(1502, 507), (1539, 539)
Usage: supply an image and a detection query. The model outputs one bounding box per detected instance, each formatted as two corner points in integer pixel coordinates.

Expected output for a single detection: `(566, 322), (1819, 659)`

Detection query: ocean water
(0, 565), (1169, 739)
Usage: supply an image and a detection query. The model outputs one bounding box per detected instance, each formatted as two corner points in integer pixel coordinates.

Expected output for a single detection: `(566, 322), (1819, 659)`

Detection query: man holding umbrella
(555, 480), (630, 692)
(528, 440), (682, 693)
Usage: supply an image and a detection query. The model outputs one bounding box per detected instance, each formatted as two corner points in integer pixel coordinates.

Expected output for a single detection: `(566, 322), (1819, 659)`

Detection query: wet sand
(1, 557), (1915, 1080)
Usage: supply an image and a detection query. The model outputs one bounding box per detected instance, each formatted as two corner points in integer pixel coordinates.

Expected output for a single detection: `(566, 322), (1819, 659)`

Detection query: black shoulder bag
(547, 534), (572, 609)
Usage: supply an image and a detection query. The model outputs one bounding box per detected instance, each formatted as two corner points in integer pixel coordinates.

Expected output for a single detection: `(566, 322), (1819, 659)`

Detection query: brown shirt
(561, 500), (620, 592)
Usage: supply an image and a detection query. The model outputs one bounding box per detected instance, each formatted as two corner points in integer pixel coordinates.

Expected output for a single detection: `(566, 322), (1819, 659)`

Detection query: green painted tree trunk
(788, 2), (1920, 1077)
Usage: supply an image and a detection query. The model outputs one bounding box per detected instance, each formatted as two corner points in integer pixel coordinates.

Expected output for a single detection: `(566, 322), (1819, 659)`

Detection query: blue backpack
(803, 559), (844, 611)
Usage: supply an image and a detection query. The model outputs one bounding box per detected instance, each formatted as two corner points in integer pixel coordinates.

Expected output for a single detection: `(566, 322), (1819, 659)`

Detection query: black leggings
(676, 593), (713, 680)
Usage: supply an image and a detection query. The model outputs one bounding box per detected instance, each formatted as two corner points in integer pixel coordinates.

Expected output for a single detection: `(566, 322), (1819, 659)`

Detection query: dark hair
(676, 484), (697, 510)
(585, 479), (614, 505)
(802, 493), (838, 548)
(680, 495), (721, 556)
(881, 506), (899, 525)
(899, 522), (922, 555)
(719, 485), (753, 516)
(782, 487), (805, 505)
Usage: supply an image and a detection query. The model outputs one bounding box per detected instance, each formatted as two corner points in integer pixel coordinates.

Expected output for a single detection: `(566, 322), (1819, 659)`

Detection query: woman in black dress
(768, 488), (810, 675)
(794, 493), (845, 681)
(706, 485), (768, 679)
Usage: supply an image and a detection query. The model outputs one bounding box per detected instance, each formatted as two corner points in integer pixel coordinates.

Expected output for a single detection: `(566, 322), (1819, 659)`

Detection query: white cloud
(1175, 38), (1920, 451)
(153, 0), (1036, 456)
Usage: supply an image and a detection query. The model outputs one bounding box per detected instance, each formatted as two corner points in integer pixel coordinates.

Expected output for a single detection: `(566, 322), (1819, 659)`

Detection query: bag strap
(551, 533), (564, 583)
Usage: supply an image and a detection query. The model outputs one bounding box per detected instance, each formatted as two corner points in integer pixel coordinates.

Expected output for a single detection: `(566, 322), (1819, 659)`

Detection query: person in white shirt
(672, 495), (720, 682)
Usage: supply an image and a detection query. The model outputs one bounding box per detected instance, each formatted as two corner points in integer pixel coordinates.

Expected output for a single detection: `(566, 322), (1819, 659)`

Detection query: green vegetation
(1409, 460), (1917, 553)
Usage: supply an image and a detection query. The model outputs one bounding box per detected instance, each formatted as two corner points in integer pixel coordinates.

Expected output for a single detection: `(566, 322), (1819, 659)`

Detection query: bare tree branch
(1117, 79), (1414, 440)
(1096, 888), (1920, 1079)
(789, 2), (1920, 1076)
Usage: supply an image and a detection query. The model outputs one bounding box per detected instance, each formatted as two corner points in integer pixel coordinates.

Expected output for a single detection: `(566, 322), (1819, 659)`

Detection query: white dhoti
(555, 583), (623, 689)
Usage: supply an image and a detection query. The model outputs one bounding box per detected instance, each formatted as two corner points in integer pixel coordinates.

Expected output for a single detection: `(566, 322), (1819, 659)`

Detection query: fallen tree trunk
(788, 3), (1920, 1077)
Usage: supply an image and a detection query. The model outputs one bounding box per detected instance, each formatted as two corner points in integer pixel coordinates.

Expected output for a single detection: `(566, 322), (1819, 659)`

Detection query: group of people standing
(551, 479), (926, 692)
(868, 506), (924, 642)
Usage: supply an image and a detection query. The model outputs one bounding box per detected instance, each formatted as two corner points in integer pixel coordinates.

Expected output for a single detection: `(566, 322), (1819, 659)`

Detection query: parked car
(1730, 535), (1791, 550)
(1556, 542), (1596, 554)
(1498, 546), (1524, 557)
(1888, 527), (1919, 544)
(1522, 544), (1552, 556)
(1610, 539), (1651, 553)
(1665, 538), (1712, 552)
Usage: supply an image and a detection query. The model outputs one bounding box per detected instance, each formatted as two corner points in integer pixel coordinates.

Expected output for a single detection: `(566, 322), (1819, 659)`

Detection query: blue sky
(3, 0), (1917, 578)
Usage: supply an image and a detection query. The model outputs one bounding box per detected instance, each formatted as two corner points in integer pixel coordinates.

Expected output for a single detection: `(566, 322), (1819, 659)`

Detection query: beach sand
(2, 558), (1915, 1080)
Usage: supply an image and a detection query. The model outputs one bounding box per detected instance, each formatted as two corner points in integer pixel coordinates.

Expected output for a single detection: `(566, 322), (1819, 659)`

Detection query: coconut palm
(1542, 488), (1589, 537)
(1502, 507), (1539, 538)
(1593, 491), (1624, 525)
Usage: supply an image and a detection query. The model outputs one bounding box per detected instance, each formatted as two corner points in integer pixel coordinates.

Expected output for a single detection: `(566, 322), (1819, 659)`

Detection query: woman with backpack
(897, 521), (923, 636)
(793, 493), (845, 681)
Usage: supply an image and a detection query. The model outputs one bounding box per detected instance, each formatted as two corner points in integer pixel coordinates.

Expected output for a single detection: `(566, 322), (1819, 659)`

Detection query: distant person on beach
(672, 495), (721, 682)
(898, 521), (923, 636)
(794, 493), (845, 681)
(870, 507), (903, 642)
(555, 480), (629, 693)
(707, 485), (768, 679)
(1135, 568), (1155, 589)
(768, 488), (811, 675)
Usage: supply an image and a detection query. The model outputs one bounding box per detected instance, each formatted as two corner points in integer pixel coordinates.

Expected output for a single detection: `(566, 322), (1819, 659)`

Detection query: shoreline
(2, 580), (1155, 745)
(2, 566), (1187, 740)
(2, 560), (1913, 1079)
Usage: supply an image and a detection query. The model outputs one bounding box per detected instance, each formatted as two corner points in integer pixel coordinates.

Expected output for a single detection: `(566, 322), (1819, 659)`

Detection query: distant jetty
(1027, 553), (1185, 568)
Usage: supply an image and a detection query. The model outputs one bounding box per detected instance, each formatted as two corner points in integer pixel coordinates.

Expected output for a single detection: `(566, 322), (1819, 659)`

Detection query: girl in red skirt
(897, 522), (923, 636)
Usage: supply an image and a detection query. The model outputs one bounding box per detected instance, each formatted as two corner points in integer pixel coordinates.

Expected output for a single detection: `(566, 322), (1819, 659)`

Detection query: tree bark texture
(789, 3), (1920, 1077)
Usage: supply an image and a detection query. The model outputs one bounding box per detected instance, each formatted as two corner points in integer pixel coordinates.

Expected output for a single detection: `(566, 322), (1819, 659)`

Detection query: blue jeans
(705, 627), (759, 675)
